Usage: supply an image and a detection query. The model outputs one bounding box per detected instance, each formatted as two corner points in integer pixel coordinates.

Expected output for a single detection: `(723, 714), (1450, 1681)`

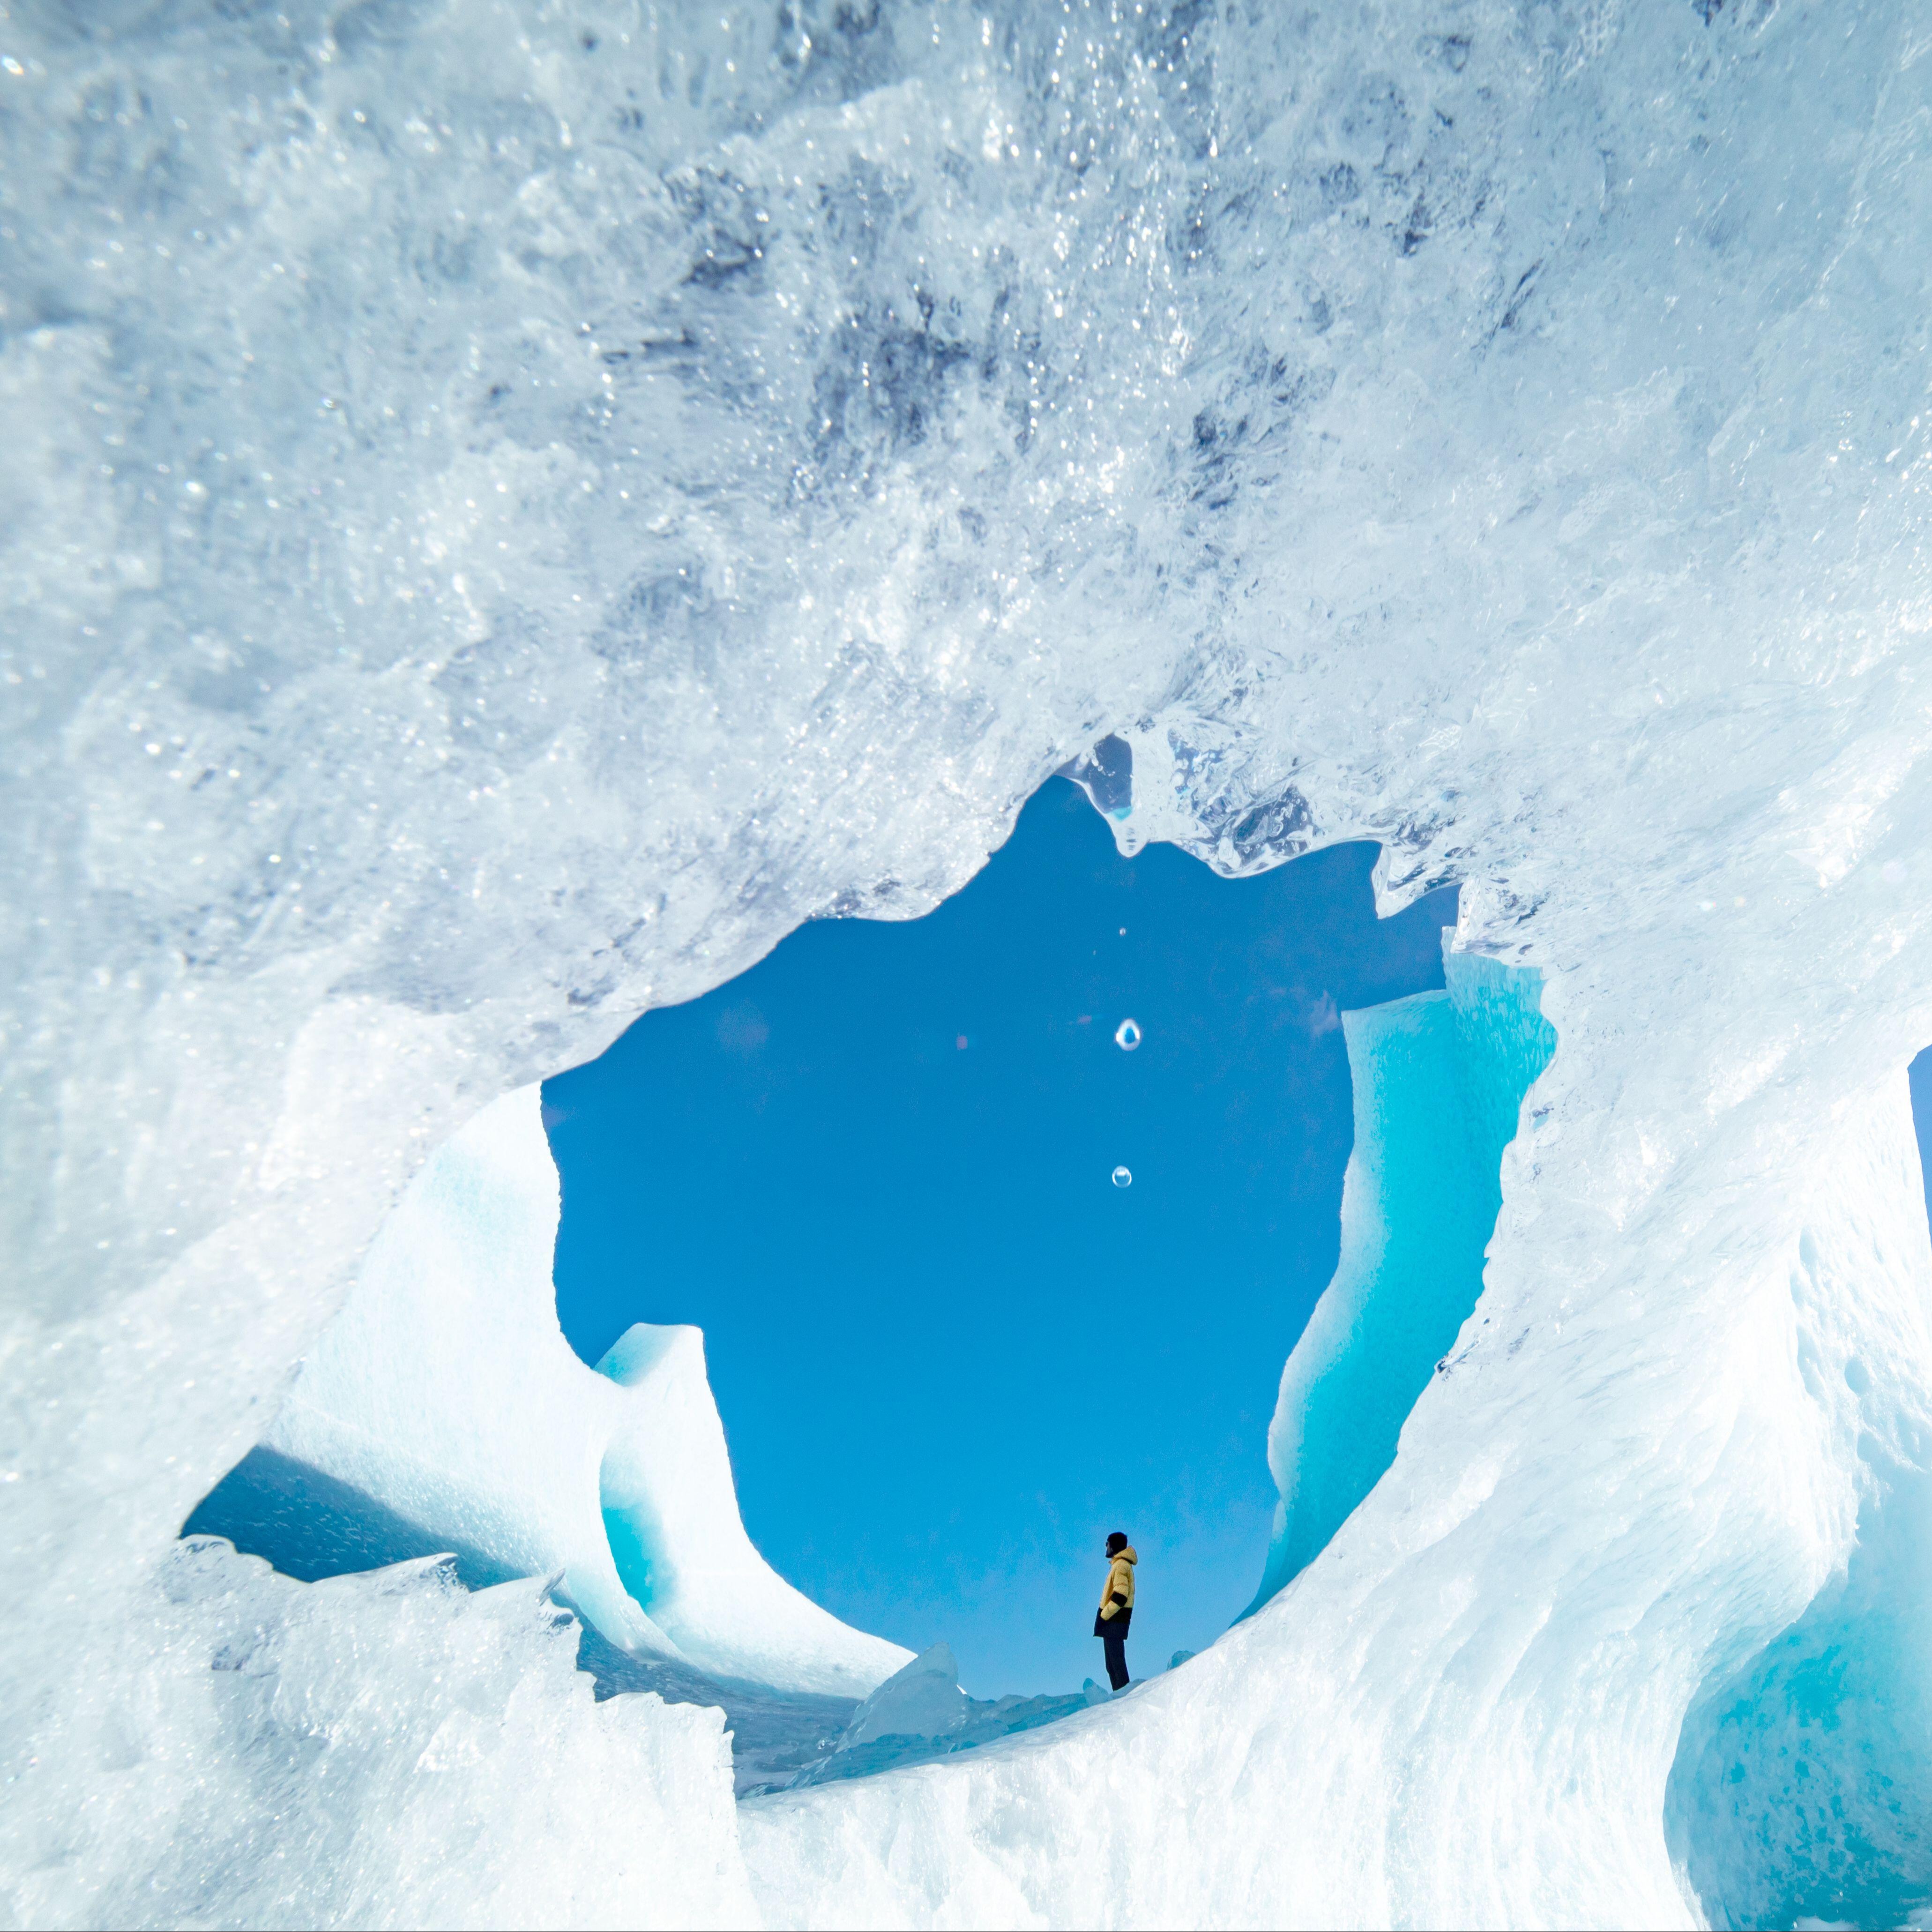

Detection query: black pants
(1097, 1606), (1132, 1689)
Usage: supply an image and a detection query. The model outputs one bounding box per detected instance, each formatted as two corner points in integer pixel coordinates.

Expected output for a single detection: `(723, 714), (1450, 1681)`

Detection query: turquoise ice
(1249, 940), (1557, 1612)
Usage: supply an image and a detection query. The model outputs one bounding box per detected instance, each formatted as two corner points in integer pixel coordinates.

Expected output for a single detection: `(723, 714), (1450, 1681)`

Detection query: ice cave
(7, 0), (1932, 1925)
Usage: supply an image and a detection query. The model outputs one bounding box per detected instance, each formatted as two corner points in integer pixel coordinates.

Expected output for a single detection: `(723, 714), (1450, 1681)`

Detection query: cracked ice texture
(6, 0), (1932, 1924)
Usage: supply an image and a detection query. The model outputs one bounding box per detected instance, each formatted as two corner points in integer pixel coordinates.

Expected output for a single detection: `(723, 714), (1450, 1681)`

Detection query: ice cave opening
(16, 0), (1932, 1919)
(182, 769), (1570, 1797)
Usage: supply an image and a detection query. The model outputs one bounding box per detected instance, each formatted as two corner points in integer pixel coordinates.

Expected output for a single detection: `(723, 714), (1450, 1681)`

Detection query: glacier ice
(252, 1082), (909, 1697)
(833, 1644), (969, 1753)
(1247, 941), (1558, 1612)
(18, 1537), (756, 1930)
(8, 0), (1932, 1924)
(1664, 1069), (1932, 1932)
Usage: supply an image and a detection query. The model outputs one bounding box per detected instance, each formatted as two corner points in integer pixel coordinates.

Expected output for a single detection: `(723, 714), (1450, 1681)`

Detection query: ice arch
(1247, 944), (1557, 1612)
(254, 1084), (908, 1697)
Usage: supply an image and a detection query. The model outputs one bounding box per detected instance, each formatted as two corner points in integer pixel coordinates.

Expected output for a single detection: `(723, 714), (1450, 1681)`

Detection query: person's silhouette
(1094, 1531), (1136, 1690)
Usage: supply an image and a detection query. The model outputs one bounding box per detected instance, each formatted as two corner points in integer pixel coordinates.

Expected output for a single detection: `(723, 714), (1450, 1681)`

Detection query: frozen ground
(8, 0), (1932, 1926)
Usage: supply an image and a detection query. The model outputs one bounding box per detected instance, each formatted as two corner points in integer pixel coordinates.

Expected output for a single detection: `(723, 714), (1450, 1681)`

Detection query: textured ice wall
(8, 0), (1932, 1923)
(1246, 944), (1557, 1612)
(1664, 1068), (1932, 1931)
(741, 1073), (1932, 1927)
(12, 1538), (756, 1931)
(261, 1083), (910, 1693)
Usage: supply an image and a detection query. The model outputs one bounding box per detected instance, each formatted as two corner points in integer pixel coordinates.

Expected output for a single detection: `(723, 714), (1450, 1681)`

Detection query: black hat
(1105, 1531), (1128, 1555)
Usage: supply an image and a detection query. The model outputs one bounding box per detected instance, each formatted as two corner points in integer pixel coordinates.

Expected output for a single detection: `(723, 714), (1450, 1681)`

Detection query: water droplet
(1111, 1165), (1132, 1188)
(1114, 1018), (1141, 1052)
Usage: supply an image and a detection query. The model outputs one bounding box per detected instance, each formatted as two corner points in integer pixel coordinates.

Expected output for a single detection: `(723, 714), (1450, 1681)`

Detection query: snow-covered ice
(8, 0), (1932, 1925)
(21, 1537), (757, 1930)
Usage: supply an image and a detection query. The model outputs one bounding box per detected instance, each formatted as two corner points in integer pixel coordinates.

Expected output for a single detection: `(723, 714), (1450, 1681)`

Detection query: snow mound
(265, 1085), (908, 1698)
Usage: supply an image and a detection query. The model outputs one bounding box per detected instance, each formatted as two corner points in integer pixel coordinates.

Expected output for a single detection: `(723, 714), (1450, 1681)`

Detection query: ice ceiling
(7, 0), (1932, 1924)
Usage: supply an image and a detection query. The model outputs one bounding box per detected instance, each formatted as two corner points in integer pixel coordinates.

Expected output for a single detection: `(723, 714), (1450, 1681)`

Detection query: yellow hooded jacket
(1098, 1546), (1136, 1621)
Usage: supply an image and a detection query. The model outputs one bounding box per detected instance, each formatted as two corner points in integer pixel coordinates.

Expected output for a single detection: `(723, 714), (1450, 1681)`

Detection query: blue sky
(545, 778), (1457, 1694)
(1912, 1053), (1932, 1224)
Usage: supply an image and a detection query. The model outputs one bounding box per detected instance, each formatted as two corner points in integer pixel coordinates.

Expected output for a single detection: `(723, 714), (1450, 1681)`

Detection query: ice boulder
(836, 1644), (970, 1752)
(782, 1646), (1104, 1790)
(261, 1086), (909, 1698)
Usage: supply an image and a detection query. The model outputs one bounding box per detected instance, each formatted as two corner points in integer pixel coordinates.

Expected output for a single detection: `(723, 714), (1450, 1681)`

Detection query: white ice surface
(269, 1083), (909, 1698)
(8, 0), (1932, 1925)
(14, 1537), (755, 1931)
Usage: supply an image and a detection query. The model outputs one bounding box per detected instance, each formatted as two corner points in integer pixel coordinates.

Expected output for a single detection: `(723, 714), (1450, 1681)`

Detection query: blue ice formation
(1664, 1071), (1932, 1932)
(1247, 939), (1556, 1613)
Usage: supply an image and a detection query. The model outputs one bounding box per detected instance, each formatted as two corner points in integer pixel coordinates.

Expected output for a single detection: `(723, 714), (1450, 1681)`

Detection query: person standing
(1094, 1531), (1136, 1690)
